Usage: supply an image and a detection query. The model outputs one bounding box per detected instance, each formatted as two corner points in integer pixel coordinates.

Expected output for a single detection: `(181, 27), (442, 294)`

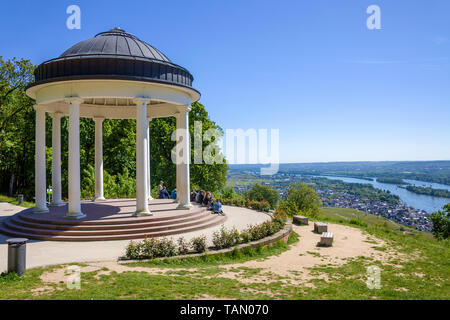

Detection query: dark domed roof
(59, 28), (171, 63)
(29, 28), (198, 93)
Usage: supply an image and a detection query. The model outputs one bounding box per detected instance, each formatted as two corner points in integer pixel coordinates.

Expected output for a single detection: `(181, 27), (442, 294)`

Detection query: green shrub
(81, 165), (136, 200)
(247, 219), (285, 242)
(125, 237), (177, 259)
(430, 204), (450, 240)
(285, 183), (322, 218)
(258, 200), (271, 212)
(221, 198), (232, 206)
(125, 240), (142, 260)
(276, 200), (300, 217)
(245, 183), (280, 209)
(248, 200), (260, 211)
(221, 187), (236, 199)
(191, 235), (207, 253)
(239, 230), (252, 243)
(177, 237), (190, 255)
(212, 226), (241, 249)
(125, 218), (286, 260)
(155, 238), (177, 257)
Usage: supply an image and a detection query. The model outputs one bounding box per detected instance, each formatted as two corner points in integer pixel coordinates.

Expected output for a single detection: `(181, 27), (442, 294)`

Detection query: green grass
(0, 194), (35, 208)
(0, 207), (448, 300)
(320, 207), (433, 239)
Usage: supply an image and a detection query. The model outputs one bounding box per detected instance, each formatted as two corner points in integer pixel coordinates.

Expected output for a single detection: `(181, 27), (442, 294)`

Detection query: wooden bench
(314, 222), (328, 233)
(320, 232), (334, 246)
(293, 215), (308, 225)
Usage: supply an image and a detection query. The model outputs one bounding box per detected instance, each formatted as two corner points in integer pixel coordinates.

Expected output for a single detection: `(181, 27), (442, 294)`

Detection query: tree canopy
(246, 183), (280, 209)
(430, 203), (450, 240)
(280, 182), (322, 218)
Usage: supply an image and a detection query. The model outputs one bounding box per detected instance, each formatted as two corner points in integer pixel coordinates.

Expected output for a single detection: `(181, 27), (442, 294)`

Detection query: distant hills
(228, 161), (450, 185)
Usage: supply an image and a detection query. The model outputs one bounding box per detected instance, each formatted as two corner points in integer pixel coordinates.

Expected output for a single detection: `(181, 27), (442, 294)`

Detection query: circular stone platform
(0, 199), (226, 241)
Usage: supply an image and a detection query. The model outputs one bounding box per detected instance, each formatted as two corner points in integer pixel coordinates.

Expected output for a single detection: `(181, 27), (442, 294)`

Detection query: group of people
(157, 181), (177, 200)
(191, 190), (224, 215)
(157, 182), (224, 215)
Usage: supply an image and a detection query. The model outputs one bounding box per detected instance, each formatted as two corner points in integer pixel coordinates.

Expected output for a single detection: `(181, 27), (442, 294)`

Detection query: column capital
(93, 117), (105, 123)
(174, 105), (191, 114)
(64, 97), (84, 105)
(133, 97), (152, 105)
(50, 112), (63, 119)
(33, 104), (46, 111)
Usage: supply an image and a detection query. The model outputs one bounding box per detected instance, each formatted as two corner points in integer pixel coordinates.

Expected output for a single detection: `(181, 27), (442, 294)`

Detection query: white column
(133, 98), (152, 216)
(175, 144), (180, 203)
(147, 118), (153, 200)
(34, 105), (49, 213)
(94, 117), (105, 201)
(50, 112), (63, 206)
(65, 97), (86, 219)
(176, 106), (192, 210)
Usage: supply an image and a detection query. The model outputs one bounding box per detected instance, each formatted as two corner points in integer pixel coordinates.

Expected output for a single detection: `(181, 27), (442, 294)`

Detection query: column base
(93, 197), (106, 202)
(133, 209), (153, 217)
(49, 202), (65, 207)
(34, 206), (49, 213)
(177, 203), (193, 210)
(148, 196), (154, 201)
(64, 212), (86, 220)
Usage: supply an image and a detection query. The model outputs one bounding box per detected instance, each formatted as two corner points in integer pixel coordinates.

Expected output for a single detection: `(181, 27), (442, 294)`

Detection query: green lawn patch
(0, 194), (34, 208)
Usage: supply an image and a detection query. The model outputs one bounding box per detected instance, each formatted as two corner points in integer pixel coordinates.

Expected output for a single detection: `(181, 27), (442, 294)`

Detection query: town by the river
(313, 175), (450, 214)
(227, 170), (450, 232)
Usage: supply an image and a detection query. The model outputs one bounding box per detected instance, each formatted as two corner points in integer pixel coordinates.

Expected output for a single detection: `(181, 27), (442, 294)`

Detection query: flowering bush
(239, 230), (252, 243)
(212, 219), (286, 250)
(125, 218), (287, 259)
(191, 235), (207, 253)
(177, 237), (190, 255)
(212, 226), (241, 249)
(125, 237), (177, 260)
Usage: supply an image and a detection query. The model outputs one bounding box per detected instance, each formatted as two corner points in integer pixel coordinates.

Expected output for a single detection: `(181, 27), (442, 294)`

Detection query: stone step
(3, 213), (221, 237)
(17, 207), (207, 225)
(10, 210), (209, 231)
(0, 215), (226, 241)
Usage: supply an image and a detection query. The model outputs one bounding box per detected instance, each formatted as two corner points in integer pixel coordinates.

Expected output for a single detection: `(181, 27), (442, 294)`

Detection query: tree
(246, 183), (279, 209)
(0, 57), (36, 198)
(284, 183), (322, 218)
(430, 204), (450, 240)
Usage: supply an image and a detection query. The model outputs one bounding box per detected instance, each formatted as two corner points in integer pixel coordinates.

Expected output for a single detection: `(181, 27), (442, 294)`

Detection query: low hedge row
(212, 218), (285, 250)
(125, 235), (207, 260)
(125, 218), (286, 260)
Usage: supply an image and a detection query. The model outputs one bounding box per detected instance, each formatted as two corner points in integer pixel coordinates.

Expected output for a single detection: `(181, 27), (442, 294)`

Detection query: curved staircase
(0, 200), (226, 241)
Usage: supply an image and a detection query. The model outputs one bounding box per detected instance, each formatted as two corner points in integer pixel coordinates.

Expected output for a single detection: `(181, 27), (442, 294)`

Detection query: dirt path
(40, 222), (396, 289)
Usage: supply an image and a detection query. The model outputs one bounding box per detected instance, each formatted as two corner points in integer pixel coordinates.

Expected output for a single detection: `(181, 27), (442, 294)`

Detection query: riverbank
(314, 175), (450, 213)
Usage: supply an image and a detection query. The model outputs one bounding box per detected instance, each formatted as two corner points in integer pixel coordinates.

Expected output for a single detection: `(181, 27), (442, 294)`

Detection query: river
(311, 175), (450, 214)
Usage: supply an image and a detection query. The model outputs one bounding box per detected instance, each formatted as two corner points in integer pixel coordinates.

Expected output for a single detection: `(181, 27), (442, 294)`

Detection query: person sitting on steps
(158, 186), (170, 199)
(212, 198), (224, 216)
(190, 189), (197, 202)
(197, 190), (205, 204)
(203, 192), (213, 207)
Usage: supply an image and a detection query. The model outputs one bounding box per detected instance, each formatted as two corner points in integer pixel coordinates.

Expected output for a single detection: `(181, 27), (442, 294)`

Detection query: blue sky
(1, 0), (449, 163)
